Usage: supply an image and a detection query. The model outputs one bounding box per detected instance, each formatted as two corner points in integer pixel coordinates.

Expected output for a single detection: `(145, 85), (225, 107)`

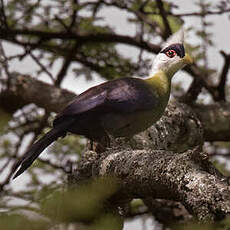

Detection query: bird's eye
(165, 49), (177, 58)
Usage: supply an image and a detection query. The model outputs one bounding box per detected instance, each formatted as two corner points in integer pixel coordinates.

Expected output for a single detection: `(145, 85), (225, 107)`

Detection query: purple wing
(53, 78), (158, 126)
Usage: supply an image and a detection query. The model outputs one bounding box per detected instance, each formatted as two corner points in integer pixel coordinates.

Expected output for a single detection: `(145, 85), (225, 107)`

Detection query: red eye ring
(166, 49), (176, 58)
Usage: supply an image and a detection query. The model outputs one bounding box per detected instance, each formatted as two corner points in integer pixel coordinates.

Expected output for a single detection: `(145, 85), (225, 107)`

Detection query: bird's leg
(87, 139), (97, 152)
(94, 132), (111, 153)
(89, 140), (94, 150)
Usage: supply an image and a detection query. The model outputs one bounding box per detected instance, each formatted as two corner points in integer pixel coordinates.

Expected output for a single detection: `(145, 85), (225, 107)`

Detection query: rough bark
(0, 73), (75, 113)
(68, 105), (230, 222)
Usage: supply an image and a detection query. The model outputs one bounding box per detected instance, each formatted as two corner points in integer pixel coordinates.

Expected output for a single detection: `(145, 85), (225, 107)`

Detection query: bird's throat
(146, 71), (171, 97)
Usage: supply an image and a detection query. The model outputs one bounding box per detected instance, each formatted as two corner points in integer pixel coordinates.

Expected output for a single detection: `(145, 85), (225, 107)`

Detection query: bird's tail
(12, 119), (74, 179)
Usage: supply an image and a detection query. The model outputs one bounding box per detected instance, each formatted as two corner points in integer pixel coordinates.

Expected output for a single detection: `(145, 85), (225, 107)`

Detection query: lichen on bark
(69, 100), (230, 222)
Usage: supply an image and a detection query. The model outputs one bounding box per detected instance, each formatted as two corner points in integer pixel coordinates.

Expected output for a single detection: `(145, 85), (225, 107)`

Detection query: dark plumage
(12, 29), (192, 179)
(54, 78), (159, 139)
(13, 78), (160, 179)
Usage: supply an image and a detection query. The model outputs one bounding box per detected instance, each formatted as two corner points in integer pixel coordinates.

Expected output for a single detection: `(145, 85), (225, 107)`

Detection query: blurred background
(0, 0), (230, 229)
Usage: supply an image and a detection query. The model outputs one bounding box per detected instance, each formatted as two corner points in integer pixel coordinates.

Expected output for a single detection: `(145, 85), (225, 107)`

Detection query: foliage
(0, 0), (230, 229)
(0, 177), (121, 230)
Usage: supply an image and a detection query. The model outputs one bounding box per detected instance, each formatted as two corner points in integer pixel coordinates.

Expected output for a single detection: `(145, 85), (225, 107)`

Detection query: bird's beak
(183, 53), (193, 64)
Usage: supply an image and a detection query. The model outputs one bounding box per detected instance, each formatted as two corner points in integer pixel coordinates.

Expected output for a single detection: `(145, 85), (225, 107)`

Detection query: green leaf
(41, 177), (119, 223)
(0, 214), (49, 230)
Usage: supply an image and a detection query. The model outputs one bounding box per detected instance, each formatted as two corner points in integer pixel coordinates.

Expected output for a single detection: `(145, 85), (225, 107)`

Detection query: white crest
(161, 28), (184, 50)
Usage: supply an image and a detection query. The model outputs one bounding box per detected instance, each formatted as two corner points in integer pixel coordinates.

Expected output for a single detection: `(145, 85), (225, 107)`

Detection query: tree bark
(1, 73), (230, 222)
(68, 103), (230, 222)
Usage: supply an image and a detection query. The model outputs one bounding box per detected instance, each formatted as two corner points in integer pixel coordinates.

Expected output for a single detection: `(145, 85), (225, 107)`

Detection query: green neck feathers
(145, 71), (171, 98)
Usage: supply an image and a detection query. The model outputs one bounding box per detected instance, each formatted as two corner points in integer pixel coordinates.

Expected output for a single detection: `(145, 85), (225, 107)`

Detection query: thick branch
(90, 147), (230, 221)
(193, 103), (230, 142)
(2, 74), (230, 221)
(68, 100), (230, 221)
(0, 28), (160, 54)
(70, 132), (230, 222)
(0, 73), (75, 113)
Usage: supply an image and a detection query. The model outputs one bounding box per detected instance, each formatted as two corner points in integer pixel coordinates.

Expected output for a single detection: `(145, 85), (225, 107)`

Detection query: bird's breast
(101, 107), (164, 138)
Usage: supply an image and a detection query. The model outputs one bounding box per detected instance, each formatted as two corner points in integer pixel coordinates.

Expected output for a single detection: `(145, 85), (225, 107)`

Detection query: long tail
(12, 119), (74, 179)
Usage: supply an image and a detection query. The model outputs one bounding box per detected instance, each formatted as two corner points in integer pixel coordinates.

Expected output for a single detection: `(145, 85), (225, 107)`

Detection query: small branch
(0, 0), (8, 28)
(180, 77), (203, 103)
(0, 41), (11, 77)
(54, 16), (70, 31)
(0, 158), (11, 174)
(181, 65), (216, 103)
(30, 52), (55, 82)
(0, 73), (75, 113)
(156, 0), (172, 39)
(0, 27), (160, 54)
(215, 50), (230, 101)
(172, 8), (230, 17)
(141, 8), (230, 17)
(69, 0), (78, 29)
(55, 42), (80, 86)
(193, 102), (230, 141)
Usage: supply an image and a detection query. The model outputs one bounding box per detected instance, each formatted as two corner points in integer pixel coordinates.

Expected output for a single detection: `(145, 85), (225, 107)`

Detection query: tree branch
(69, 110), (230, 222)
(0, 28), (160, 54)
(171, 8), (230, 17)
(193, 103), (230, 141)
(2, 74), (230, 221)
(215, 50), (230, 101)
(96, 148), (230, 221)
(0, 73), (75, 113)
(1, 26), (223, 101)
(156, 0), (172, 39)
(55, 42), (80, 86)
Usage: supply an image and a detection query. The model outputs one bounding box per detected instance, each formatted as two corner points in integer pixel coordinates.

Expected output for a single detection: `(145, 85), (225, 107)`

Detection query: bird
(12, 29), (193, 179)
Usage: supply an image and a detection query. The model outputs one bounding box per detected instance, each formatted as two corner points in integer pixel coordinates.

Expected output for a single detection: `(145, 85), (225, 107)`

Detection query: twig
(172, 8), (230, 17)
(55, 42), (80, 86)
(0, 41), (10, 77)
(0, 27), (160, 53)
(69, 0), (78, 29)
(0, 158), (11, 174)
(180, 77), (203, 103)
(156, 0), (172, 39)
(216, 50), (230, 101)
(54, 16), (69, 31)
(30, 52), (55, 82)
(143, 8), (230, 17)
(0, 0), (8, 28)
(180, 65), (216, 103)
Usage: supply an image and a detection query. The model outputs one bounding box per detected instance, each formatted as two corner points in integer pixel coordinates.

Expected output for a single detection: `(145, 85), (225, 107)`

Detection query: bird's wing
(54, 78), (158, 125)
(104, 78), (158, 113)
(53, 83), (108, 126)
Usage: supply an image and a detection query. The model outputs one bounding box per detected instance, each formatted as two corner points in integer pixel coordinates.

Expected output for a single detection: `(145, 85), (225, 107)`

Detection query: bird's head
(150, 29), (193, 78)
